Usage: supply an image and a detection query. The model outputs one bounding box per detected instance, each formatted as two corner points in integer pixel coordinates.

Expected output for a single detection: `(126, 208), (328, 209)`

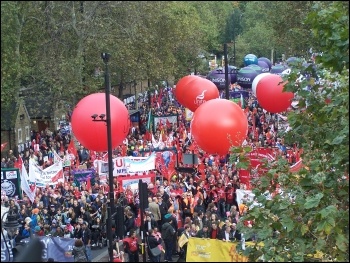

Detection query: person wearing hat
(50, 219), (58, 235)
(29, 208), (40, 232)
(33, 225), (44, 237)
(65, 218), (74, 233)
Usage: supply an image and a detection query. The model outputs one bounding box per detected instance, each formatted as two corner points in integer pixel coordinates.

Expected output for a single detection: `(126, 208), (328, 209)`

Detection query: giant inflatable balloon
(257, 60), (270, 72)
(207, 68), (230, 90)
(228, 65), (239, 84)
(191, 99), (248, 155)
(270, 65), (285, 75)
(256, 74), (294, 113)
(244, 54), (258, 66)
(247, 64), (263, 74)
(237, 67), (259, 89)
(181, 77), (219, 112)
(286, 56), (301, 66)
(258, 57), (272, 70)
(71, 93), (130, 152)
(174, 75), (200, 105)
(251, 72), (271, 97)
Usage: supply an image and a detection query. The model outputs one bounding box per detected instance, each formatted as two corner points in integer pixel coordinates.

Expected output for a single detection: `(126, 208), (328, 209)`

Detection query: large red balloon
(181, 77), (219, 112)
(174, 75), (201, 106)
(71, 93), (130, 152)
(256, 74), (294, 113)
(191, 99), (248, 155)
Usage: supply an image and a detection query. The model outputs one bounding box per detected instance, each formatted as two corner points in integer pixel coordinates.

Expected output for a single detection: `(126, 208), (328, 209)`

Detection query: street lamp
(1, 208), (21, 261)
(91, 52), (115, 262)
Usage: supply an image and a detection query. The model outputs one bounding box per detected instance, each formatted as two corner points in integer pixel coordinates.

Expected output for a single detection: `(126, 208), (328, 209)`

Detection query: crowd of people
(1, 82), (301, 262)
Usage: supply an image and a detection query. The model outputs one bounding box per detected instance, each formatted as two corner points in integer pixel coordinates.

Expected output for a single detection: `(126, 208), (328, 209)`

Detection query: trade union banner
(1, 236), (75, 262)
(1, 168), (21, 199)
(96, 153), (156, 176)
(186, 238), (250, 262)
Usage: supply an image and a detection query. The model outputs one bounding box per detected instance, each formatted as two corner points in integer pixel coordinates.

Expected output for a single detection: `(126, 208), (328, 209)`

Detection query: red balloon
(71, 93), (130, 152)
(181, 77), (219, 112)
(256, 74), (294, 113)
(174, 75), (201, 106)
(191, 99), (248, 155)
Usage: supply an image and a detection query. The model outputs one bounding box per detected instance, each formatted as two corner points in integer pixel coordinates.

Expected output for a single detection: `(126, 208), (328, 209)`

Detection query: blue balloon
(244, 54), (258, 66)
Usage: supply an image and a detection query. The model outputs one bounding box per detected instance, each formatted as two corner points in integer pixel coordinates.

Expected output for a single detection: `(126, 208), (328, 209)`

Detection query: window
(25, 126), (30, 141)
(18, 128), (23, 143)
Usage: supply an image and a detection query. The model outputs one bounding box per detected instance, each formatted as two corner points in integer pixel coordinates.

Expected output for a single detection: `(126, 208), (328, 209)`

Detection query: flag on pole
(54, 150), (63, 163)
(86, 177), (91, 191)
(146, 110), (153, 132)
(18, 156), (36, 203)
(1, 142), (8, 152)
(240, 93), (245, 109)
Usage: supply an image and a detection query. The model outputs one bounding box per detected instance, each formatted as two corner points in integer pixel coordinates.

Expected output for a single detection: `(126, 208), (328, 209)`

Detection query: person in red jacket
(122, 230), (139, 262)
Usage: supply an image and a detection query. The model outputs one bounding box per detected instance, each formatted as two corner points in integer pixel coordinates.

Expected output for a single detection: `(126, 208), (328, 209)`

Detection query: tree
(236, 2), (349, 262)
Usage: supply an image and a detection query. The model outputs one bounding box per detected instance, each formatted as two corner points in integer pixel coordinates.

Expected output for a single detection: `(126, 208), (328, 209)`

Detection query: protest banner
(3, 236), (75, 262)
(1, 168), (21, 199)
(117, 173), (156, 191)
(186, 237), (249, 262)
(29, 161), (64, 187)
(96, 154), (156, 176)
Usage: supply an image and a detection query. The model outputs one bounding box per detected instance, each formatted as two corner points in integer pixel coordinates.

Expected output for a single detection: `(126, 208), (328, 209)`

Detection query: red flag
(51, 169), (64, 183)
(86, 178), (91, 191)
(144, 130), (151, 141)
(166, 118), (171, 129)
(1, 142), (8, 152)
(14, 156), (22, 169)
(75, 155), (80, 169)
(198, 163), (206, 181)
(68, 140), (77, 156)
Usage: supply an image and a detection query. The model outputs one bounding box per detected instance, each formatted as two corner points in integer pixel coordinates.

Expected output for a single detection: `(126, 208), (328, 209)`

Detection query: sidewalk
(93, 248), (180, 262)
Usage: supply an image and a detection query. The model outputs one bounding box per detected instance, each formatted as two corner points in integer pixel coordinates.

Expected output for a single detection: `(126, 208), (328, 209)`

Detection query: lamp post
(224, 43), (229, 100)
(91, 52), (115, 262)
(1, 208), (21, 261)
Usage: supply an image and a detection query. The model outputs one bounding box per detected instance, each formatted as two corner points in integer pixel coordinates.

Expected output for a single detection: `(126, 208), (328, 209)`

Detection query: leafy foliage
(235, 2), (349, 262)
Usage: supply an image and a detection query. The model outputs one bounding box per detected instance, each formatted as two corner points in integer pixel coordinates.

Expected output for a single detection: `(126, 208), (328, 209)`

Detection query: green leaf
(300, 225), (309, 236)
(304, 193), (324, 209)
(331, 135), (346, 145)
(281, 216), (295, 232)
(335, 234), (349, 252)
(319, 205), (338, 219)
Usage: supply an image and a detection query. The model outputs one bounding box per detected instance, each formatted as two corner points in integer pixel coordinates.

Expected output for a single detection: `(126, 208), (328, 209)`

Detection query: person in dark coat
(146, 229), (162, 262)
(161, 216), (176, 262)
(124, 211), (136, 237)
(72, 238), (87, 262)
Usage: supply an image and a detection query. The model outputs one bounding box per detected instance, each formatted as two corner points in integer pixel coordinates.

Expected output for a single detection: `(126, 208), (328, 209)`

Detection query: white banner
(236, 189), (255, 205)
(153, 115), (177, 128)
(124, 154), (156, 172)
(185, 108), (194, 121)
(120, 176), (153, 191)
(97, 153), (156, 176)
(29, 161), (64, 187)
